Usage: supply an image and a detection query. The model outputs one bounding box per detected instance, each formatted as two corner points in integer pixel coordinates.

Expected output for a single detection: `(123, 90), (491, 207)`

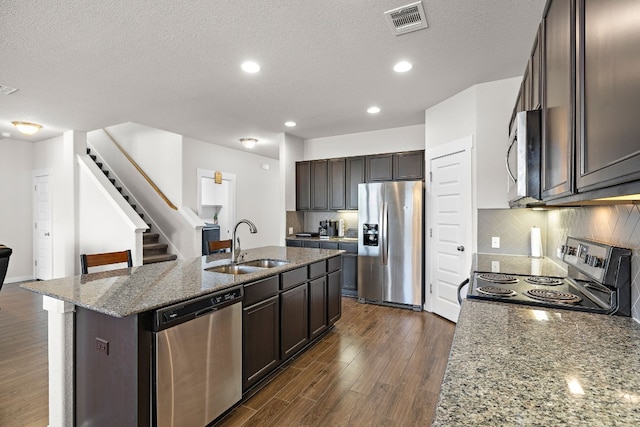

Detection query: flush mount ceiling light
(12, 121), (42, 135)
(240, 137), (258, 149)
(367, 106), (381, 114)
(284, 121), (296, 127)
(241, 61), (261, 73)
(393, 61), (413, 73)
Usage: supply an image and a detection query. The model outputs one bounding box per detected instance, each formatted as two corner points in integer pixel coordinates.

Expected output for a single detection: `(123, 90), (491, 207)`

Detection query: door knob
(44, 232), (50, 236)
(457, 245), (464, 252)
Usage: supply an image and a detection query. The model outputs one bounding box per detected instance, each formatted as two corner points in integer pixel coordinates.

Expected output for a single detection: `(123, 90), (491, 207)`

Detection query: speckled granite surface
(473, 253), (567, 278)
(20, 246), (342, 317)
(432, 299), (640, 426)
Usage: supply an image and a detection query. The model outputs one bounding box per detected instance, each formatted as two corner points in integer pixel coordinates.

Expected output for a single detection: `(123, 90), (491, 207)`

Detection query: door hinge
(429, 228), (432, 237)
(34, 222), (37, 229)
(35, 259), (38, 266)
(429, 283), (433, 294)
(429, 171), (432, 182)
(34, 185), (37, 191)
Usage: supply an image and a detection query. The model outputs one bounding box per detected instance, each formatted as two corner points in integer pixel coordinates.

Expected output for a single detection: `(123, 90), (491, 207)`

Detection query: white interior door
(34, 173), (52, 280)
(427, 138), (472, 323)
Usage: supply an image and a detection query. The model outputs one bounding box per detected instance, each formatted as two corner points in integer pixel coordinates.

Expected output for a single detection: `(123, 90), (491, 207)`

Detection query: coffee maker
(319, 220), (338, 238)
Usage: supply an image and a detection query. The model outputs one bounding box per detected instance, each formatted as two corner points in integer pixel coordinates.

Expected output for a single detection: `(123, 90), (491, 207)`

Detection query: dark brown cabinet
(366, 154), (394, 182)
(541, 0), (575, 200)
(327, 270), (342, 324)
(393, 151), (424, 180)
(242, 295), (279, 390)
(295, 161), (311, 210)
(311, 160), (328, 210)
(280, 283), (309, 360)
(308, 277), (327, 339)
(346, 156), (365, 210)
(575, 0), (640, 192)
(531, 28), (541, 110)
(339, 242), (357, 297)
(328, 158), (346, 210)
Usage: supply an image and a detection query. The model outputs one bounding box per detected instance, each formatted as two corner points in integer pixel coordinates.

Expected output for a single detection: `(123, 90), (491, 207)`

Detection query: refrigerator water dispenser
(363, 224), (379, 246)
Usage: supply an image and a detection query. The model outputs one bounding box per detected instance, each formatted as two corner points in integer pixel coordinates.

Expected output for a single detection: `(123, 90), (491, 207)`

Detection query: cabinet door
(576, 0), (640, 192)
(319, 241), (339, 250)
(286, 239), (303, 247)
(541, 0), (575, 200)
(308, 277), (327, 340)
(366, 154), (393, 182)
(340, 253), (357, 296)
(531, 27), (541, 110)
(303, 240), (320, 248)
(243, 296), (280, 390)
(311, 160), (328, 210)
(345, 157), (365, 210)
(522, 66), (531, 111)
(393, 151), (424, 180)
(280, 283), (309, 360)
(328, 158), (346, 210)
(327, 270), (342, 325)
(296, 161), (311, 210)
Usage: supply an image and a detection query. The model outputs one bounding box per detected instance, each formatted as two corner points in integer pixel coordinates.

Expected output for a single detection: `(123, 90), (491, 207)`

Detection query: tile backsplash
(479, 205), (640, 321)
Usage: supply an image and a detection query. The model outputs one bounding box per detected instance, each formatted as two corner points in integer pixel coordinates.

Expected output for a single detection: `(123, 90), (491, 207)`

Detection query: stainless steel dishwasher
(153, 286), (243, 427)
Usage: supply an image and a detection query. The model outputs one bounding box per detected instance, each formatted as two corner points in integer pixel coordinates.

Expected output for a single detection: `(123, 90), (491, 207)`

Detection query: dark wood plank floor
(0, 282), (49, 427)
(0, 284), (455, 427)
(216, 297), (455, 427)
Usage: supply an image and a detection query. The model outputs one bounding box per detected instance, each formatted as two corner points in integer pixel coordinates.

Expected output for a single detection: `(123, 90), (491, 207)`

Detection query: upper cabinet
(541, 0), (575, 201)
(295, 150), (424, 211)
(575, 0), (640, 193)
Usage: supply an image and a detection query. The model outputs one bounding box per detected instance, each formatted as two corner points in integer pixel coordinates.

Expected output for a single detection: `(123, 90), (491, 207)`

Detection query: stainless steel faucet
(232, 219), (258, 263)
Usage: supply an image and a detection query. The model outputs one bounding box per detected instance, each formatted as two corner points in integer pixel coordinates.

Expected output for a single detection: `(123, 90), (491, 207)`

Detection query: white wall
(304, 124), (425, 160)
(425, 87), (476, 150)
(183, 137), (281, 249)
(0, 138), (35, 282)
(104, 123), (183, 206)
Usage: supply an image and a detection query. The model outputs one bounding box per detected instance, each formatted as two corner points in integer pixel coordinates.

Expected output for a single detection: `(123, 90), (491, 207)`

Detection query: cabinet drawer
(281, 266), (307, 290)
(327, 256), (341, 273)
(243, 276), (279, 307)
(339, 242), (357, 253)
(308, 261), (327, 279)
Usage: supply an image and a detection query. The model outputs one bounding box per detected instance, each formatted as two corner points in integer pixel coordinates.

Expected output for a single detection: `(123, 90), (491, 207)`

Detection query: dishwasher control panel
(153, 286), (243, 331)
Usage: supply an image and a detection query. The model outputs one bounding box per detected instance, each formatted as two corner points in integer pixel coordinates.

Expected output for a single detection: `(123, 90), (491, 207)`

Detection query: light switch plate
(491, 237), (500, 248)
(288, 227), (293, 235)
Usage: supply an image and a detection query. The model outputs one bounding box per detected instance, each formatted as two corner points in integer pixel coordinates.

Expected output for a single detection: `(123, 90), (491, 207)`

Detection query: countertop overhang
(21, 246), (343, 318)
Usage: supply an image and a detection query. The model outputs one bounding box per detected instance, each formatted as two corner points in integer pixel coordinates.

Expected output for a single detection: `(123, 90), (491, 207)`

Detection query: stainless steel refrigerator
(357, 181), (424, 310)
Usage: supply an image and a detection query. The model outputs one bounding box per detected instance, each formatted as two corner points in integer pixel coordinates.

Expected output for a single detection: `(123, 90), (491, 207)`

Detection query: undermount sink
(239, 259), (290, 268)
(205, 259), (290, 275)
(205, 264), (265, 275)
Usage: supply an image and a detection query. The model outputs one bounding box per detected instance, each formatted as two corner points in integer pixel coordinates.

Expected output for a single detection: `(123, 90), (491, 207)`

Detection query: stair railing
(102, 129), (178, 210)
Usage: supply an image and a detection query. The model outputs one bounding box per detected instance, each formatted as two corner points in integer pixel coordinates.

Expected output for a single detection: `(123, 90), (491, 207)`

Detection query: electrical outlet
(491, 261), (500, 272)
(96, 338), (109, 355)
(288, 227), (293, 235)
(491, 237), (500, 248)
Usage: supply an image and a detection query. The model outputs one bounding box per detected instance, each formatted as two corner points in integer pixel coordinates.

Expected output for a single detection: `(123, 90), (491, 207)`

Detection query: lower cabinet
(309, 276), (328, 339)
(280, 283), (309, 360)
(328, 270), (342, 324)
(242, 295), (280, 390)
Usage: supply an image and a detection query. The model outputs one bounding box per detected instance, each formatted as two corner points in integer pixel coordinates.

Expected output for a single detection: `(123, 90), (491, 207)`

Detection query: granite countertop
(20, 246), (342, 318)
(473, 253), (568, 277)
(432, 299), (640, 426)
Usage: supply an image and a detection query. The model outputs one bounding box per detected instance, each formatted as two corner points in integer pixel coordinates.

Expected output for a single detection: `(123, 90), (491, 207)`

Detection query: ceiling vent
(384, 1), (428, 36)
(0, 85), (19, 95)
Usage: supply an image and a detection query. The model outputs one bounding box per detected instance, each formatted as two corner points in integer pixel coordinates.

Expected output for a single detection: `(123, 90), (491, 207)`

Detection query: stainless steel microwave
(506, 110), (542, 206)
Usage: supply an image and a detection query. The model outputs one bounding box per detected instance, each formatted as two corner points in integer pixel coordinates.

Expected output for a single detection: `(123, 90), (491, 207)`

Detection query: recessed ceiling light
(367, 106), (381, 114)
(284, 121), (296, 127)
(393, 61), (413, 73)
(241, 61), (261, 73)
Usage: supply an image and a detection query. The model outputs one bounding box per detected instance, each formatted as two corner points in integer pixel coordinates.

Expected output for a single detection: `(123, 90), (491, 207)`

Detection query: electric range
(467, 236), (632, 316)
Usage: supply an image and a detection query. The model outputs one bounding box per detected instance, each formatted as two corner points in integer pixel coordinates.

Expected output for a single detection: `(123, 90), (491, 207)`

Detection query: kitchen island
(432, 299), (640, 425)
(21, 246), (343, 427)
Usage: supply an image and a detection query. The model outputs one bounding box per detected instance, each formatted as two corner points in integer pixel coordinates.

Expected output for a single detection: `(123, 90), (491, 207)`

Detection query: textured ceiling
(0, 0), (546, 159)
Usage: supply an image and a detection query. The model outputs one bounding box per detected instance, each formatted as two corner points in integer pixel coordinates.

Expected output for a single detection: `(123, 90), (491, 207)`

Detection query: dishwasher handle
(153, 286), (243, 332)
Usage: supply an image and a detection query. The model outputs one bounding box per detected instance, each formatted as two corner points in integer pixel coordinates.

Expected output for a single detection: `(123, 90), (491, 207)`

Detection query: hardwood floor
(0, 283), (49, 427)
(0, 284), (455, 427)
(216, 297), (456, 427)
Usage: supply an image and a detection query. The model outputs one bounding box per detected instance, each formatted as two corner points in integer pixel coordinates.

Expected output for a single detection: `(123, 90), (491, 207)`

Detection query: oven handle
(457, 278), (470, 305)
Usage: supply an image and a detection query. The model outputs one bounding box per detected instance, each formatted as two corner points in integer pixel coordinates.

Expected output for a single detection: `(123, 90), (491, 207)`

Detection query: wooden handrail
(102, 129), (178, 210)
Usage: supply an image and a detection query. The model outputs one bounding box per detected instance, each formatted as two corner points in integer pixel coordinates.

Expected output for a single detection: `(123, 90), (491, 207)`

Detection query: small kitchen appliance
(319, 220), (338, 238)
(467, 236), (631, 316)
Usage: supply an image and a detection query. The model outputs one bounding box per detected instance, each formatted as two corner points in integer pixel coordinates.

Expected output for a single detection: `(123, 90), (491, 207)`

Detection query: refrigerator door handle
(382, 202), (388, 265)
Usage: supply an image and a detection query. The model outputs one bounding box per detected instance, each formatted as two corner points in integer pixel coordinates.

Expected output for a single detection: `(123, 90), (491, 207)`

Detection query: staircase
(87, 148), (178, 265)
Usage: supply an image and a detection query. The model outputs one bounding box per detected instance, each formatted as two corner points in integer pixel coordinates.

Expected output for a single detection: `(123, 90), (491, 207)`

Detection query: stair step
(90, 154), (97, 161)
(143, 242), (169, 256)
(143, 253), (178, 265)
(102, 170), (109, 177)
(130, 204), (136, 211)
(96, 162), (103, 168)
(86, 148), (91, 155)
(143, 233), (159, 244)
(139, 213), (144, 220)
(117, 187), (123, 193)
(109, 178), (115, 185)
(123, 195), (129, 201)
